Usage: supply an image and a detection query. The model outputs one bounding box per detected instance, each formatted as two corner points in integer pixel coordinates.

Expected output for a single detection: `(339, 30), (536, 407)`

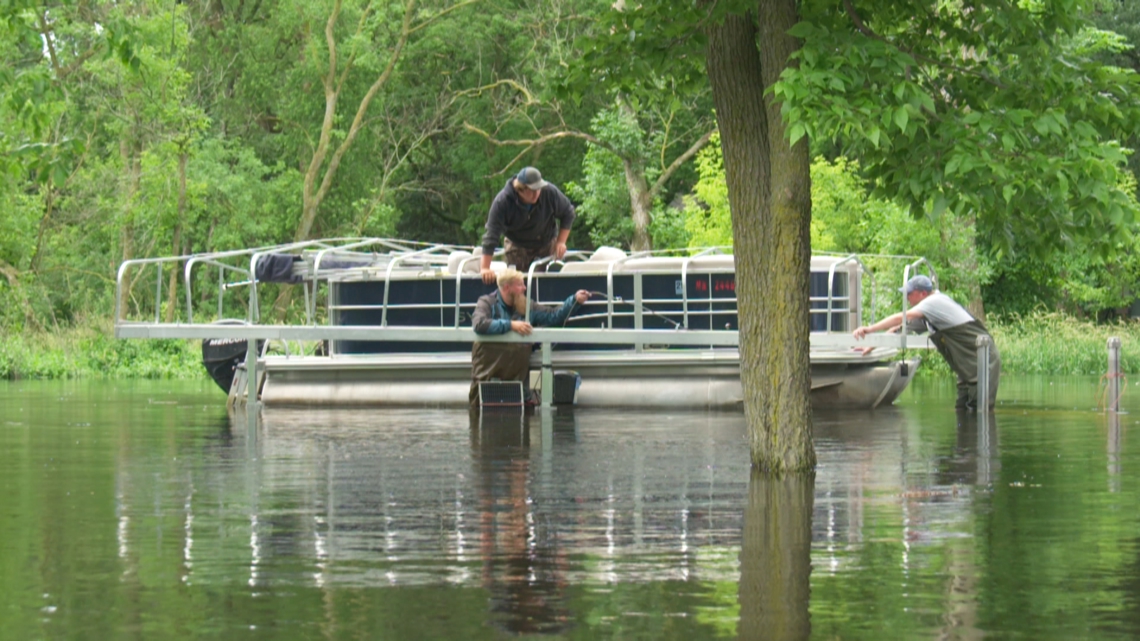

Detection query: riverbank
(3, 313), (1140, 380)
(915, 312), (1140, 378)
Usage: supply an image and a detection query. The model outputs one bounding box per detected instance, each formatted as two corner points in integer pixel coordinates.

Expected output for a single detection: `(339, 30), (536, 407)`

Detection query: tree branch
(0, 260), (19, 287)
(454, 79), (538, 105)
(650, 127), (714, 198)
(407, 0), (482, 36)
(463, 122), (621, 174)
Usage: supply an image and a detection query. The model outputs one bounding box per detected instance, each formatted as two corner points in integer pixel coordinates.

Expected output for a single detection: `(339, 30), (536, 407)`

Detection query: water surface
(1, 377), (1138, 640)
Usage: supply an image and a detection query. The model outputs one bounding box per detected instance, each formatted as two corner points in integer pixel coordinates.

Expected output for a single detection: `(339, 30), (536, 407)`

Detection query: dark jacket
(481, 179), (576, 255)
(472, 290), (579, 335)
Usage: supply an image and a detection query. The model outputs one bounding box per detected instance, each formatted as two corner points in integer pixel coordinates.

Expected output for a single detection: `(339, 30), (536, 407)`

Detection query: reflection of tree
(737, 471), (813, 641)
(470, 409), (571, 635)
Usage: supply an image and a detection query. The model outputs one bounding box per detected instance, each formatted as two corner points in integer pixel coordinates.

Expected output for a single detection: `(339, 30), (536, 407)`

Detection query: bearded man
(470, 268), (590, 405)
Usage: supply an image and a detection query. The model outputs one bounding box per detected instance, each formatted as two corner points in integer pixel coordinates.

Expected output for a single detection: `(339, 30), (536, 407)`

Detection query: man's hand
(554, 242), (567, 260)
(853, 326), (870, 340)
(480, 268), (496, 284)
(510, 320), (533, 336)
(573, 290), (590, 304)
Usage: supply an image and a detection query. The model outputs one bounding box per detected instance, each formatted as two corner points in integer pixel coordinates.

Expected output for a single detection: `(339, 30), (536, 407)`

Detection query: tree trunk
(165, 151), (188, 323)
(756, 0), (814, 469)
(623, 159), (653, 252)
(737, 470), (814, 641)
(29, 184), (54, 273)
(118, 139), (142, 320)
(705, 3), (814, 473)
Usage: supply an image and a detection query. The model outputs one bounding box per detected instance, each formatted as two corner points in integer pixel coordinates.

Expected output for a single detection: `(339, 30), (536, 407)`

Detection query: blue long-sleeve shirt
(472, 291), (578, 335)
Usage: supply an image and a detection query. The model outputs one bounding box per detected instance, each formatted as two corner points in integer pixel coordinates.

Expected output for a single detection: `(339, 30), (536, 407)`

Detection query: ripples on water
(1, 377), (1138, 640)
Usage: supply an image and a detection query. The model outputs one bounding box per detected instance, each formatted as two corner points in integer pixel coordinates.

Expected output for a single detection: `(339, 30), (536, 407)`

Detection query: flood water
(2, 377), (1139, 640)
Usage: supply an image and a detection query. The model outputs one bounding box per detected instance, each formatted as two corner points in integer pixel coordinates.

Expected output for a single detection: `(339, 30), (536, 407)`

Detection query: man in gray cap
(853, 275), (1000, 410)
(479, 166), (576, 284)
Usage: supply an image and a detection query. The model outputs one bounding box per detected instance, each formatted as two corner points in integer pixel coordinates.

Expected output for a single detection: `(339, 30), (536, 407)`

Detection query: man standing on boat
(852, 275), (1000, 410)
(470, 268), (590, 405)
(480, 167), (576, 284)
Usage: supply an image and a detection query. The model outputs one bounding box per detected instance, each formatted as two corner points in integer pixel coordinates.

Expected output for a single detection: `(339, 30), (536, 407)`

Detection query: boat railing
(116, 238), (935, 354)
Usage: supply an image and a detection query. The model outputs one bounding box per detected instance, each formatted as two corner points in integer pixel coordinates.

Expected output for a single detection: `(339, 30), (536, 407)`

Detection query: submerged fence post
(976, 335), (992, 411)
(541, 340), (554, 409)
(246, 338), (259, 428)
(1107, 337), (1122, 412)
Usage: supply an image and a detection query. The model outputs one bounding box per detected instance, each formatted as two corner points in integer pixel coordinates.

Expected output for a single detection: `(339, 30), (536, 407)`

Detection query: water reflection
(8, 379), (1140, 640)
(471, 409), (571, 635)
(1107, 411), (1122, 493)
(737, 472), (813, 641)
(936, 410), (1001, 487)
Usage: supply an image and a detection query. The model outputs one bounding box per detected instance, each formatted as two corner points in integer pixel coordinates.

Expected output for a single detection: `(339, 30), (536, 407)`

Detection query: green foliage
(0, 324), (202, 379)
(566, 142), (634, 248)
(682, 134), (732, 249)
(775, 0), (1140, 262)
(899, 312), (1140, 380)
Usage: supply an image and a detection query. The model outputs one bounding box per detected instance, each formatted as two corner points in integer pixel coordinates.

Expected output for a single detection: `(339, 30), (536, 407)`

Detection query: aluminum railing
(115, 239), (930, 347)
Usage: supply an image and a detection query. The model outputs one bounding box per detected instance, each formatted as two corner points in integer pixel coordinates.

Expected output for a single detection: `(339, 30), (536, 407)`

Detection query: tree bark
(705, 2), (814, 473)
(165, 150), (188, 323)
(624, 159), (653, 252)
(737, 470), (814, 641)
(117, 138), (142, 320)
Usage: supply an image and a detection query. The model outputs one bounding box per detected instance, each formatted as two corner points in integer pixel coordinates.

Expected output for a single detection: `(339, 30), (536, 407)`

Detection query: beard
(504, 290), (529, 316)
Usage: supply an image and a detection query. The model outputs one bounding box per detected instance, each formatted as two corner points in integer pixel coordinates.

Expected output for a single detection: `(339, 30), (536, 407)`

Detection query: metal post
(976, 335), (992, 411)
(246, 338), (259, 428)
(633, 273), (643, 353)
(541, 340), (553, 409)
(1107, 337), (1122, 412)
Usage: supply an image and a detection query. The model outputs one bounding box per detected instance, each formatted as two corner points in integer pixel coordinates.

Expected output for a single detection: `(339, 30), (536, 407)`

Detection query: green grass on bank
(0, 322), (202, 380)
(909, 312), (1140, 378)
(3, 312), (1140, 380)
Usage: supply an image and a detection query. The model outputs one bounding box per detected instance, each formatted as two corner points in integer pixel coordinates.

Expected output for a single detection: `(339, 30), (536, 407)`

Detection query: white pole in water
(1107, 337), (1122, 412)
(541, 340), (553, 409)
(976, 335), (992, 411)
(246, 339), (259, 429)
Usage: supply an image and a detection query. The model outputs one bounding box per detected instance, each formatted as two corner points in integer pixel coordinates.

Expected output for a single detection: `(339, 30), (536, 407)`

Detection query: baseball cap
(900, 275), (934, 294)
(516, 166), (548, 191)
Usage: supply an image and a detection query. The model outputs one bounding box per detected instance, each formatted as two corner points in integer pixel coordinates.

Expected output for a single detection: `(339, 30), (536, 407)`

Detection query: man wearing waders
(853, 275), (1000, 410)
(470, 268), (590, 406)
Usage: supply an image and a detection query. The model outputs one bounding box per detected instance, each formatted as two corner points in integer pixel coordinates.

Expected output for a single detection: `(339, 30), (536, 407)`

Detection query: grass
(0, 320), (202, 380)
(3, 312), (1140, 380)
(909, 312), (1140, 378)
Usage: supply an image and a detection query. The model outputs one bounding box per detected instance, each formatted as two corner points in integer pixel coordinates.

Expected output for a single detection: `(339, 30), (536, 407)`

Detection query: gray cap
(900, 274), (934, 294)
(516, 166), (548, 191)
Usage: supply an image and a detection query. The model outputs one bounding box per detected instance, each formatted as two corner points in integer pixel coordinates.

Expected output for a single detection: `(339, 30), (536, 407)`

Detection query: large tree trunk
(623, 159), (653, 252)
(756, 0), (814, 467)
(737, 470), (814, 641)
(705, 4), (814, 473)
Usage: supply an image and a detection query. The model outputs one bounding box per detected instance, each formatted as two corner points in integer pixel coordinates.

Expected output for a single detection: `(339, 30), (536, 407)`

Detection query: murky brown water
(1, 377), (1138, 639)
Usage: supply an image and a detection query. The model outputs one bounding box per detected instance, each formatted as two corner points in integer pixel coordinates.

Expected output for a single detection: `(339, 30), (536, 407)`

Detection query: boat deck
(113, 238), (938, 411)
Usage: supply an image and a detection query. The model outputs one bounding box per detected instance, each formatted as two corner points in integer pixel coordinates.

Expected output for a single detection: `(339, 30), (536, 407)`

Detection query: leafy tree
(571, 0), (1140, 472)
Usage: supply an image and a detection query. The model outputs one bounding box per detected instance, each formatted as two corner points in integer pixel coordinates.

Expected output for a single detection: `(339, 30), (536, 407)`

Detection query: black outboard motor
(201, 337), (262, 393)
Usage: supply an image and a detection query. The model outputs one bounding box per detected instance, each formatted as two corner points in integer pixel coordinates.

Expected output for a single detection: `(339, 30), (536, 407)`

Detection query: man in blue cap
(853, 275), (1000, 410)
(479, 166), (576, 284)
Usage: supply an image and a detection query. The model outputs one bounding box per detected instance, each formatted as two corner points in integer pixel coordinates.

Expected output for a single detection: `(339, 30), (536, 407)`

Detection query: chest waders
(930, 320), (1001, 410)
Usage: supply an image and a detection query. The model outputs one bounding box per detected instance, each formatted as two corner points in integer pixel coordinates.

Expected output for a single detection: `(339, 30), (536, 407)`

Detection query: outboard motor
(201, 337), (262, 394)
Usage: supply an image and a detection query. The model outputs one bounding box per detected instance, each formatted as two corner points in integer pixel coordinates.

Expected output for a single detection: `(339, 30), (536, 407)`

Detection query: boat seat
(685, 255), (735, 271)
(619, 257), (687, 272)
(446, 250), (507, 275)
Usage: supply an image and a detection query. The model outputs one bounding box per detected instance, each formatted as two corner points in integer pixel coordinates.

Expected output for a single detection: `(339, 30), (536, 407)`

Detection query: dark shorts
(503, 237), (557, 274)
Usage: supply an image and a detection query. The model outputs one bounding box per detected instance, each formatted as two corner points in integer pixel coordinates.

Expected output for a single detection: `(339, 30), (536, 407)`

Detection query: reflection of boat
(114, 239), (932, 409)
